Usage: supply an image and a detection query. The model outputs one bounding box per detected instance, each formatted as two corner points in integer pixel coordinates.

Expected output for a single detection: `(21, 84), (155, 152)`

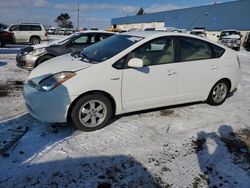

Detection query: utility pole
(77, 0), (80, 30)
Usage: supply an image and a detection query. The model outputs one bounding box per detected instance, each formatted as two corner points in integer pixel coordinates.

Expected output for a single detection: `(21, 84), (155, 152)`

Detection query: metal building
(111, 0), (250, 32)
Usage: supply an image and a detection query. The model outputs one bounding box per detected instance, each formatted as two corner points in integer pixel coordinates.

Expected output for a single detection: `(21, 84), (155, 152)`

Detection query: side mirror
(128, 58), (143, 68)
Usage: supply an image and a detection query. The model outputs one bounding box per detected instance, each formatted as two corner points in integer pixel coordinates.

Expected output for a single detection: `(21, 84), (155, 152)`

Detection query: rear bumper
(221, 42), (240, 49)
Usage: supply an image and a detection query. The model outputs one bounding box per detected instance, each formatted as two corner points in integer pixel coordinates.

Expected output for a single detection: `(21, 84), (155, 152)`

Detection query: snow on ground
(0, 50), (250, 187)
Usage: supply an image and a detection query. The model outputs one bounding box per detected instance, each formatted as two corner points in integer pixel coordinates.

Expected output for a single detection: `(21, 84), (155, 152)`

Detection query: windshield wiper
(71, 51), (92, 63)
(81, 54), (91, 63)
(71, 51), (82, 58)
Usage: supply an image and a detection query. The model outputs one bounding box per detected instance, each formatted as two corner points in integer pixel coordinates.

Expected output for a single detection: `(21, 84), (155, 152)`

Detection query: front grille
(27, 80), (38, 88)
(222, 39), (238, 43)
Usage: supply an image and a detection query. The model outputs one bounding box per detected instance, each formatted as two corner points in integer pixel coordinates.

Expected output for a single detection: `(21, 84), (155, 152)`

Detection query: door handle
(167, 70), (176, 75)
(211, 65), (217, 70)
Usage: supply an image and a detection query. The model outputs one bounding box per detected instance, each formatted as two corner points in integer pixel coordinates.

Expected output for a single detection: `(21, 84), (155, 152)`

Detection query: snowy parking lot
(0, 48), (249, 187)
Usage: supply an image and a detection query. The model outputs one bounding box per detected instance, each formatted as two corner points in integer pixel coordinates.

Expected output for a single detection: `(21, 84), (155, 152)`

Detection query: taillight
(45, 32), (48, 37)
(2, 32), (9, 36)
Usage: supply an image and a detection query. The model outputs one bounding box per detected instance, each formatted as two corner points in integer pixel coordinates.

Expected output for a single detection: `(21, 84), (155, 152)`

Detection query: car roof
(75, 30), (115, 35)
(120, 31), (201, 39)
(119, 31), (226, 48)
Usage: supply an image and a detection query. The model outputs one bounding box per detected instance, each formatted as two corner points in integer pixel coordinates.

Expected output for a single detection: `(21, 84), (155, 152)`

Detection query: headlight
(36, 72), (76, 92)
(29, 48), (47, 56)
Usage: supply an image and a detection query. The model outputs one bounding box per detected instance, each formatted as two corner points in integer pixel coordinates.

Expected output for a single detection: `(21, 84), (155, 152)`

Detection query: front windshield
(190, 31), (204, 35)
(221, 31), (240, 37)
(79, 35), (143, 63)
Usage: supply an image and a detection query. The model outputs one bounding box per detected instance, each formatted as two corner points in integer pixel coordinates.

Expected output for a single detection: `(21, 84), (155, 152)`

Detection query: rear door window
(31, 25), (42, 31)
(20, 25), (32, 31)
(178, 37), (212, 62)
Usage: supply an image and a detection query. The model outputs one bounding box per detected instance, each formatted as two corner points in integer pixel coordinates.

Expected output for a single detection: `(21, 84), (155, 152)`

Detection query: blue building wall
(111, 0), (250, 30)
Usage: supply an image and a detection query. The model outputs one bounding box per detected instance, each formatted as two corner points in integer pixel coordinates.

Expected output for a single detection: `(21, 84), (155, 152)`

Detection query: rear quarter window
(210, 44), (225, 58)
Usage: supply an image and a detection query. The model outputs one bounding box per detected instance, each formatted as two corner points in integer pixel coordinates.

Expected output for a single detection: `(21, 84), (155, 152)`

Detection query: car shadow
(0, 153), (160, 187)
(112, 101), (202, 123)
(107, 89), (237, 127)
(0, 114), (160, 187)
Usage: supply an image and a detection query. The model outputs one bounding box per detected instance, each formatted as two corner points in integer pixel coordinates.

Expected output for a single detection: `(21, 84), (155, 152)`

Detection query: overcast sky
(0, 0), (234, 29)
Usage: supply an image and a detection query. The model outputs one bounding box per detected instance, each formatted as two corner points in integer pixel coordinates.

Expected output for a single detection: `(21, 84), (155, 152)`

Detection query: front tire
(207, 80), (229, 106)
(30, 37), (41, 45)
(71, 94), (113, 131)
(36, 55), (54, 67)
(0, 39), (5, 47)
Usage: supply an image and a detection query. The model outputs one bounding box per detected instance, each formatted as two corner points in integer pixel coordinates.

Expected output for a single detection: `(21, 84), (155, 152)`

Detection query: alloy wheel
(78, 100), (107, 128)
(212, 82), (228, 103)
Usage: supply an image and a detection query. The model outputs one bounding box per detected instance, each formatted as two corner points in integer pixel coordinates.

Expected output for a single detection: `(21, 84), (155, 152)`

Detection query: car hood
(28, 54), (92, 83)
(32, 42), (52, 49)
(221, 35), (240, 39)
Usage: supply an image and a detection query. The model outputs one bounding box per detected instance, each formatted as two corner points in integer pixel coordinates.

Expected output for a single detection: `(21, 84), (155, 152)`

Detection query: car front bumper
(221, 42), (240, 49)
(23, 83), (73, 123)
(16, 53), (39, 71)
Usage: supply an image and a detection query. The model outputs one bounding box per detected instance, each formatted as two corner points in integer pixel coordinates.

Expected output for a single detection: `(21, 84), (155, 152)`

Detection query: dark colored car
(16, 31), (115, 70)
(0, 30), (15, 47)
(243, 32), (250, 51)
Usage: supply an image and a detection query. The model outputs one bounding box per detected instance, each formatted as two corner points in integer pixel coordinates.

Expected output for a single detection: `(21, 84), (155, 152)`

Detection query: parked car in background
(6, 23), (48, 45)
(218, 30), (242, 51)
(190, 28), (207, 38)
(23, 31), (240, 131)
(59, 28), (67, 35)
(65, 28), (74, 35)
(155, 27), (178, 32)
(243, 32), (250, 51)
(0, 30), (15, 47)
(16, 30), (115, 70)
(47, 27), (61, 35)
(106, 28), (122, 33)
(0, 23), (8, 30)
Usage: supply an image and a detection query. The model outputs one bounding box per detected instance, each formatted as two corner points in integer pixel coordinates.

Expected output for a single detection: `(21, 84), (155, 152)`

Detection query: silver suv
(6, 23), (49, 45)
(218, 30), (242, 51)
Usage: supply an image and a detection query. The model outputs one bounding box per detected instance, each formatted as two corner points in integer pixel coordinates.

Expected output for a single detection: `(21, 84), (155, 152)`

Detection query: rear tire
(30, 37), (41, 45)
(0, 39), (5, 47)
(36, 55), (54, 67)
(71, 94), (113, 131)
(207, 80), (229, 106)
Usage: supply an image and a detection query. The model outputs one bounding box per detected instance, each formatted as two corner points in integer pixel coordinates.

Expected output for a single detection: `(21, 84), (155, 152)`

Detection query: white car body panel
(23, 32), (241, 123)
(122, 63), (177, 112)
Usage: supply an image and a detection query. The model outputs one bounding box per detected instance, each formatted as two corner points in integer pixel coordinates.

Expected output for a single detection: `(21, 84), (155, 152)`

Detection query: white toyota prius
(23, 31), (240, 131)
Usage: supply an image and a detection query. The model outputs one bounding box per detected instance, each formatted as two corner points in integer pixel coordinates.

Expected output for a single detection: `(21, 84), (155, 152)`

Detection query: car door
(8, 25), (21, 42)
(175, 36), (220, 103)
(122, 37), (178, 111)
(19, 25), (32, 43)
(68, 34), (91, 52)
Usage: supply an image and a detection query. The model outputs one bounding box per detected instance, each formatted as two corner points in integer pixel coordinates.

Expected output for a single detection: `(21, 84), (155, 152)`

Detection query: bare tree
(137, 8), (145, 15)
(55, 13), (73, 28)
